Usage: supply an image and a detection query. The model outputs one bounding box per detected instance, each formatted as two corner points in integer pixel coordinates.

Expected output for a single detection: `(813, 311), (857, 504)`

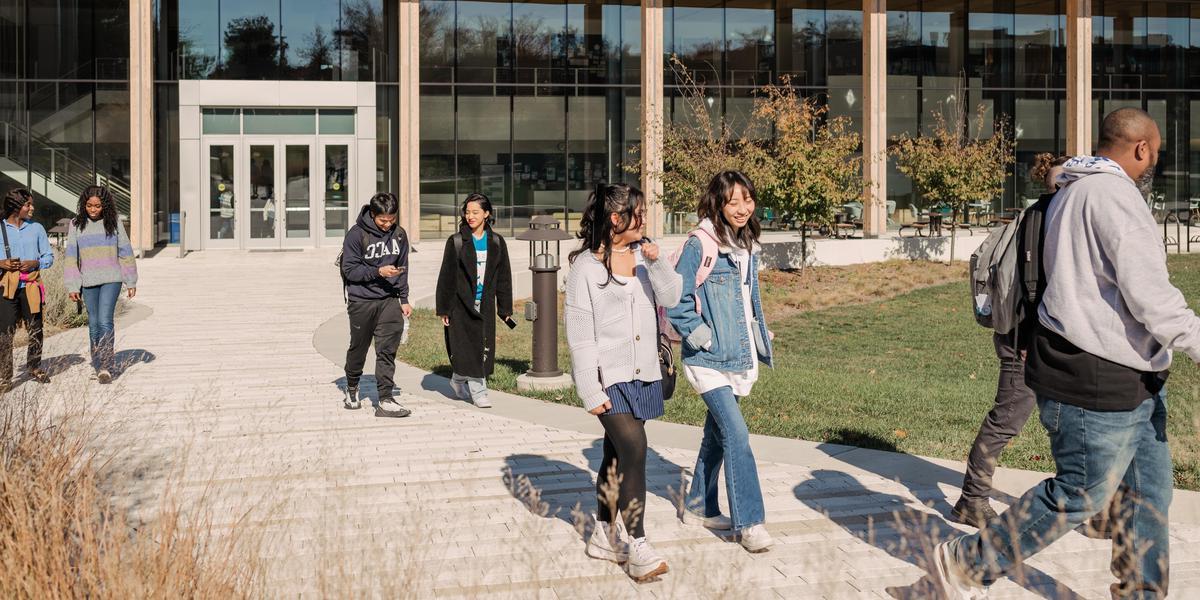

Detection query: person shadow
(40, 353), (86, 378)
(502, 453), (597, 542)
(501, 443), (701, 545)
(111, 349), (156, 379)
(579, 439), (734, 542)
(817, 428), (1018, 521)
(793, 469), (1084, 599)
(331, 375), (393, 407)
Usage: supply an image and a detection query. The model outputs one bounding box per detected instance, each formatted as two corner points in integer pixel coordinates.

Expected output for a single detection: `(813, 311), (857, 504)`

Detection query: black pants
(345, 298), (406, 399)
(961, 332), (1037, 502)
(0, 292), (43, 383)
(596, 413), (649, 538)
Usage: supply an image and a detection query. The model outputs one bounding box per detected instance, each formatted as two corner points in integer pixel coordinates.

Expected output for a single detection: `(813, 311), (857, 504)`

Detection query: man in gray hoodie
(932, 108), (1200, 599)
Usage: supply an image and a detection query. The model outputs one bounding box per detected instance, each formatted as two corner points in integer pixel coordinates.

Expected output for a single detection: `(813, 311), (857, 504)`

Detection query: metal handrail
(0, 120), (132, 216)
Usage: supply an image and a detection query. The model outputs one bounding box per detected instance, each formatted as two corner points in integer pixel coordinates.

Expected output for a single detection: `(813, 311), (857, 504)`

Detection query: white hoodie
(1038, 155), (1200, 371)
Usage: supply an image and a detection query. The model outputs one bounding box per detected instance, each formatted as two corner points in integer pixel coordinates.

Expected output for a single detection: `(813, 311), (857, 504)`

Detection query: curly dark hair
(73, 185), (120, 237)
(1029, 153), (1070, 187)
(2, 188), (32, 220)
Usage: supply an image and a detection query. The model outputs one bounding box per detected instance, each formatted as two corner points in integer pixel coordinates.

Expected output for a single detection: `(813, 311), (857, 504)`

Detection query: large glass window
(779, 0), (826, 87)
(1014, 0), (1063, 88)
(162, 0), (392, 82)
(670, 0), (724, 85)
(457, 0), (514, 84)
(26, 1), (129, 80)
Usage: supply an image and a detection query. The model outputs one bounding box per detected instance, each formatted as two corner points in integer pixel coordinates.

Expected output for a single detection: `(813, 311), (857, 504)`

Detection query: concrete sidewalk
(30, 247), (1200, 598)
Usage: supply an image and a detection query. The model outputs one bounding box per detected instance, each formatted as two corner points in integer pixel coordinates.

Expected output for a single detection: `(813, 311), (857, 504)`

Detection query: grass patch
(399, 258), (1200, 490)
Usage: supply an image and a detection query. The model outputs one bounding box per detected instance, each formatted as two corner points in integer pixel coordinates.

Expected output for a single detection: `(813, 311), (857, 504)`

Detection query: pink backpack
(658, 228), (720, 343)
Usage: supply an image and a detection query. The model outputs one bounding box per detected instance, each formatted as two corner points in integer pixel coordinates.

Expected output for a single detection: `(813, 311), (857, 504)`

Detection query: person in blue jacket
(340, 192), (412, 418)
(0, 188), (54, 389)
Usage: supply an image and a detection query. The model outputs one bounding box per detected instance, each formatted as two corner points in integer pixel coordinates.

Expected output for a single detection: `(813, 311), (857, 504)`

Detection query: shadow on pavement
(793, 469), (1082, 600)
(502, 453), (594, 542)
(816, 427), (1018, 519)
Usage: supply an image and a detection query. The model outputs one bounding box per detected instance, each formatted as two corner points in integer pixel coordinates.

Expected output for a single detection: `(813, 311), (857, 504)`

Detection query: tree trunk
(801, 223), (808, 271)
(948, 207), (958, 265)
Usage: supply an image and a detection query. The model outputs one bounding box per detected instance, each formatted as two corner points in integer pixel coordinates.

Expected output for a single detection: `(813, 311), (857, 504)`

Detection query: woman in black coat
(436, 193), (514, 408)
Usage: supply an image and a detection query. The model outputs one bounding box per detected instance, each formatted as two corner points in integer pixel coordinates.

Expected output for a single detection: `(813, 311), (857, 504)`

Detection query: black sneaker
(951, 497), (999, 529)
(343, 386), (361, 410)
(375, 397), (411, 418)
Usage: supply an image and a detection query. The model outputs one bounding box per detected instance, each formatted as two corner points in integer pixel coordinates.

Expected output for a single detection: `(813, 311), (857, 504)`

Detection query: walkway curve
(37, 248), (1200, 598)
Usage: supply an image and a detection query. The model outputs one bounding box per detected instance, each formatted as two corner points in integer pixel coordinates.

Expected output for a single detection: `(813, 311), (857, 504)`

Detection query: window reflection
(671, 0), (723, 85)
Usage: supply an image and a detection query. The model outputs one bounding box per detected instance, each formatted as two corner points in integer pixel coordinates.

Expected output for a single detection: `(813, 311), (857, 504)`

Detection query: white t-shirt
(683, 247), (760, 397)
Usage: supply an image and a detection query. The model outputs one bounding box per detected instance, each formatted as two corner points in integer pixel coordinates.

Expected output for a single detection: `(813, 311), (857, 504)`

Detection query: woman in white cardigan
(564, 183), (681, 583)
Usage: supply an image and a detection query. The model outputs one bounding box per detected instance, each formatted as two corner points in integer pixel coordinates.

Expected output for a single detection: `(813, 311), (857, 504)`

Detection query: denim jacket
(666, 231), (773, 371)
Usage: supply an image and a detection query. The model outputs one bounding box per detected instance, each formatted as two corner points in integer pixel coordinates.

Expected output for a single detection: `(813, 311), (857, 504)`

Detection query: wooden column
(1066, 0), (1093, 156)
(641, 0), (665, 238)
(399, 0), (422, 242)
(129, 0), (155, 251)
(862, 0), (887, 238)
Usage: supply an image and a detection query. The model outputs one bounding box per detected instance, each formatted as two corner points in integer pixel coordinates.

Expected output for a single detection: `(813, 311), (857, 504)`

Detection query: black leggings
(596, 413), (649, 538)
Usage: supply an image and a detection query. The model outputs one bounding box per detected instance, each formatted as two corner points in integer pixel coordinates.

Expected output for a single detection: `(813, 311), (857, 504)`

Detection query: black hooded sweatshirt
(340, 206), (410, 303)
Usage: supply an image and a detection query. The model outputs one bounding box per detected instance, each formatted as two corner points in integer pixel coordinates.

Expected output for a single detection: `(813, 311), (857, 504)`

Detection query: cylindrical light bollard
(528, 255), (561, 377)
(516, 215), (574, 392)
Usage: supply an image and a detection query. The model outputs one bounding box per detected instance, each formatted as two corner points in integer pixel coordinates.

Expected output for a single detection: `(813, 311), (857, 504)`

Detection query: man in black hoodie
(340, 192), (412, 417)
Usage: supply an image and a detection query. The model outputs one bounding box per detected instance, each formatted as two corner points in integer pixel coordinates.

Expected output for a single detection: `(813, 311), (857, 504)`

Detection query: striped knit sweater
(64, 218), (138, 294)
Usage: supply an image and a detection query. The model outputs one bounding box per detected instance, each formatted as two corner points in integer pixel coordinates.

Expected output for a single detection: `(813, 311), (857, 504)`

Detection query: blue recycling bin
(169, 212), (180, 244)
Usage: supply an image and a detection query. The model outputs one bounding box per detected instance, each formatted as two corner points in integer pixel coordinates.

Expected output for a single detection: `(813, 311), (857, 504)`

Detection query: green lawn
(400, 257), (1200, 490)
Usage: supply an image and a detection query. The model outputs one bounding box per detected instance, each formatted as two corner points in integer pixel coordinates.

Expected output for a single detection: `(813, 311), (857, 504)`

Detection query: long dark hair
(568, 183), (645, 285)
(73, 185), (120, 236)
(698, 170), (761, 251)
(458, 193), (495, 232)
(3, 188), (32, 221)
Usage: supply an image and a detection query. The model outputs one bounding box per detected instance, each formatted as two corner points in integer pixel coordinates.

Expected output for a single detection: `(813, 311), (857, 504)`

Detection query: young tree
(889, 90), (1014, 262)
(746, 79), (863, 241)
(626, 56), (762, 217)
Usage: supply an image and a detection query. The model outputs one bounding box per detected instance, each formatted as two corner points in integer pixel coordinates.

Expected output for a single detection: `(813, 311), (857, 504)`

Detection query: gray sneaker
(375, 397), (411, 418)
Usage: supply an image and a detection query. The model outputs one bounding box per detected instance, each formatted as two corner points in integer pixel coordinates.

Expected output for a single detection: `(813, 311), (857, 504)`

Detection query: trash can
(169, 212), (180, 244)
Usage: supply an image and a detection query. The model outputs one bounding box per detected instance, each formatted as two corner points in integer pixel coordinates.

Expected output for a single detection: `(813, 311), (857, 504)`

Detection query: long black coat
(435, 227), (513, 378)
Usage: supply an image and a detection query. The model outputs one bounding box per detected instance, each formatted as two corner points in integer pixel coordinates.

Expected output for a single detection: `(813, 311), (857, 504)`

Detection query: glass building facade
(0, 2), (131, 225)
(4, 0), (1200, 245)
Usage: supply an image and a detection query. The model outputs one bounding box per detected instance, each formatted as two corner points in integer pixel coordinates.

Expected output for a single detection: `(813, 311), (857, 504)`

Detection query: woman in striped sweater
(64, 186), (138, 384)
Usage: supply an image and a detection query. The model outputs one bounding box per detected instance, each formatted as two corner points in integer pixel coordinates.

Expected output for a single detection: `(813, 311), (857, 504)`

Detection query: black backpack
(1013, 194), (1053, 346)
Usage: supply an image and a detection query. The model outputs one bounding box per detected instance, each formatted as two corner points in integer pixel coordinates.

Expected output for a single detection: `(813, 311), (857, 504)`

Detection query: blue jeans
(685, 386), (765, 530)
(950, 391), (1172, 598)
(82, 282), (121, 371)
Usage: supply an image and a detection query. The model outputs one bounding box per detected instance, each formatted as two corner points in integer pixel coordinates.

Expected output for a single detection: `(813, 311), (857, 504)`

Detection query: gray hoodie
(1038, 155), (1200, 372)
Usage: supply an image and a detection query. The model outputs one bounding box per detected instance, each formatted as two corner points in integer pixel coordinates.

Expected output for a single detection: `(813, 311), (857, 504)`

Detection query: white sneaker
(739, 524), (774, 553)
(585, 520), (628, 564)
(472, 394), (492, 408)
(449, 379), (469, 400)
(624, 537), (668, 582)
(681, 510), (733, 530)
(931, 541), (990, 599)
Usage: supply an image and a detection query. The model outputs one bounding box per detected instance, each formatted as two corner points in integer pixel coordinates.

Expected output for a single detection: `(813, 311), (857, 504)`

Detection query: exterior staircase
(0, 119), (132, 217)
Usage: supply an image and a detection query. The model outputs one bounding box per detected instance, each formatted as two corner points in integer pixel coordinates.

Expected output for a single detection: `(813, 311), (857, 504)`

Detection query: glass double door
(204, 136), (353, 249)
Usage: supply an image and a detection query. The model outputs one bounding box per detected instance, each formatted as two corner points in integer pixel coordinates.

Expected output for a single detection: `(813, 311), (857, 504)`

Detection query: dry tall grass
(0, 391), (261, 598)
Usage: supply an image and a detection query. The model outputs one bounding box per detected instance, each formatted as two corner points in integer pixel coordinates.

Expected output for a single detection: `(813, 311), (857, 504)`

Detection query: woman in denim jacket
(666, 170), (775, 553)
(564, 183), (681, 582)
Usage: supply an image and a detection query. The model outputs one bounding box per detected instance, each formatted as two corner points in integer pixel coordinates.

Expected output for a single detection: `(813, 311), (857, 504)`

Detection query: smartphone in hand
(503, 316), (518, 330)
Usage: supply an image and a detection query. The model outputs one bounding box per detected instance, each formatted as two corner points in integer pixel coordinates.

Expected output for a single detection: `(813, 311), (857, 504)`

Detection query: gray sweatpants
(961, 332), (1037, 502)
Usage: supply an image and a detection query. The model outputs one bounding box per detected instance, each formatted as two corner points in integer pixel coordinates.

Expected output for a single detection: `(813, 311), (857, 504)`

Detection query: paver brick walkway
(32, 247), (1200, 599)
